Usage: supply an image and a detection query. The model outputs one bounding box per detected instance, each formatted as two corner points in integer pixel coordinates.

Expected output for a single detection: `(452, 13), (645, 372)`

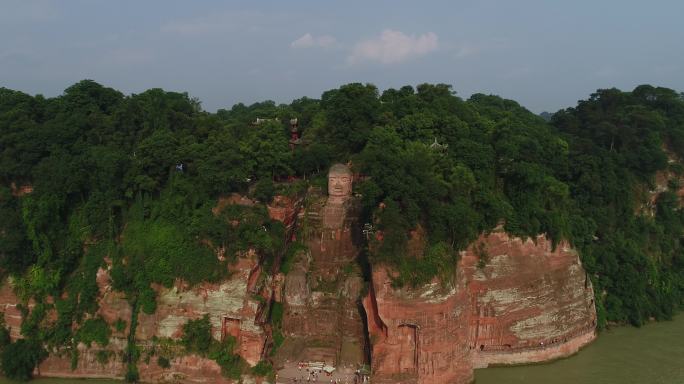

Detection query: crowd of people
(278, 362), (369, 383)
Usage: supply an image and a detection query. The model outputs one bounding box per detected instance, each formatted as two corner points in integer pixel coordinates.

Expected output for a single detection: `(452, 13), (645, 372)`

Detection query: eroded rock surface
(365, 230), (597, 384)
(0, 279), (23, 340)
(0, 182), (596, 384)
(32, 251), (266, 382)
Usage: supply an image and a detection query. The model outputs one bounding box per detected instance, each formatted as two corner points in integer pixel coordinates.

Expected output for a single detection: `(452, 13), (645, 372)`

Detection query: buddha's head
(328, 163), (352, 199)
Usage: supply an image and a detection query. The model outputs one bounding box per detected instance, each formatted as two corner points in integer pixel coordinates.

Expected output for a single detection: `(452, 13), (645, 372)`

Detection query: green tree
(1, 339), (47, 381)
(320, 83), (381, 155)
(181, 315), (213, 354)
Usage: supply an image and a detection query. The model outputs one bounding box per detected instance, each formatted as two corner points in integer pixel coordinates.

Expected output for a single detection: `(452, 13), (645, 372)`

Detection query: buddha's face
(328, 164), (352, 198)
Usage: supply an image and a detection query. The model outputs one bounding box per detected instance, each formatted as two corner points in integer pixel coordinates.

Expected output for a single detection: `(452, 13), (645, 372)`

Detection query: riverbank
(475, 313), (684, 384)
(0, 315), (681, 384)
(472, 327), (596, 369)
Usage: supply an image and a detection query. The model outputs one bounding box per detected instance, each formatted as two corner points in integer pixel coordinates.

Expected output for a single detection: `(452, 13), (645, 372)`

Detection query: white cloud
(291, 33), (336, 48)
(347, 30), (438, 65)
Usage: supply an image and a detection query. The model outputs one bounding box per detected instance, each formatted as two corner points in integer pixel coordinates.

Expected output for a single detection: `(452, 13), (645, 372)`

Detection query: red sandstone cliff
(26, 252), (266, 383)
(0, 190), (596, 384)
(364, 230), (597, 384)
(0, 194), (301, 383)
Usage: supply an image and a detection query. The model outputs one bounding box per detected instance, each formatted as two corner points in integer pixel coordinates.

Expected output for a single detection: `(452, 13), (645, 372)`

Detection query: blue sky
(1, 0), (683, 113)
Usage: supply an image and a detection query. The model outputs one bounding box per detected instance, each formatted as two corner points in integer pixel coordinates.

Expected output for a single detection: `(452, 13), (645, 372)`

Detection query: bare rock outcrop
(365, 230), (597, 384)
(33, 251), (266, 382)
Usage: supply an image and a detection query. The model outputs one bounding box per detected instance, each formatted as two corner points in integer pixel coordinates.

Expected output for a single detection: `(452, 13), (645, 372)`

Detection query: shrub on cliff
(251, 179), (275, 203)
(209, 335), (246, 380)
(0, 316), (10, 349)
(181, 314), (213, 355)
(179, 315), (246, 379)
(125, 364), (139, 383)
(77, 317), (111, 347)
(280, 242), (306, 275)
(391, 241), (458, 287)
(157, 355), (170, 368)
(270, 301), (284, 327)
(0, 339), (47, 381)
(252, 360), (276, 380)
(268, 302), (285, 355)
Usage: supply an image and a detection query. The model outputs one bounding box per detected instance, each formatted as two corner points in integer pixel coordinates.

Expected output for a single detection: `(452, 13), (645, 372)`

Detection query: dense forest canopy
(0, 80), (683, 379)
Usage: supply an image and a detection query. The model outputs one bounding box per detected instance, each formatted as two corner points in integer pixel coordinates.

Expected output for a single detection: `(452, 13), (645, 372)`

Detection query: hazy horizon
(2, 0), (683, 113)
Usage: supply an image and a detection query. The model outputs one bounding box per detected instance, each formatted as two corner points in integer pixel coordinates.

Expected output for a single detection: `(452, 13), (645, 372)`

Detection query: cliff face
(30, 252), (266, 383)
(364, 230), (597, 384)
(364, 267), (472, 384)
(0, 280), (23, 341)
(0, 194), (302, 383)
(0, 189), (596, 384)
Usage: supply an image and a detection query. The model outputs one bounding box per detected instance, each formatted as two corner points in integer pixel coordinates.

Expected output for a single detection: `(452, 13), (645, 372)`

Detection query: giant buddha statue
(278, 162), (367, 370)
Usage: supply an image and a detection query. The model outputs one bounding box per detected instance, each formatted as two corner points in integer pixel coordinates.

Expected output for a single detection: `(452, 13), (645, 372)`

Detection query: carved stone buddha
(323, 163), (353, 228)
(327, 163), (353, 204)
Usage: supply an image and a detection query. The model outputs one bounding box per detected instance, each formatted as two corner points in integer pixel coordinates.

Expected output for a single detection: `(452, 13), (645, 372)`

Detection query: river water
(1, 314), (682, 384)
(475, 313), (684, 384)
